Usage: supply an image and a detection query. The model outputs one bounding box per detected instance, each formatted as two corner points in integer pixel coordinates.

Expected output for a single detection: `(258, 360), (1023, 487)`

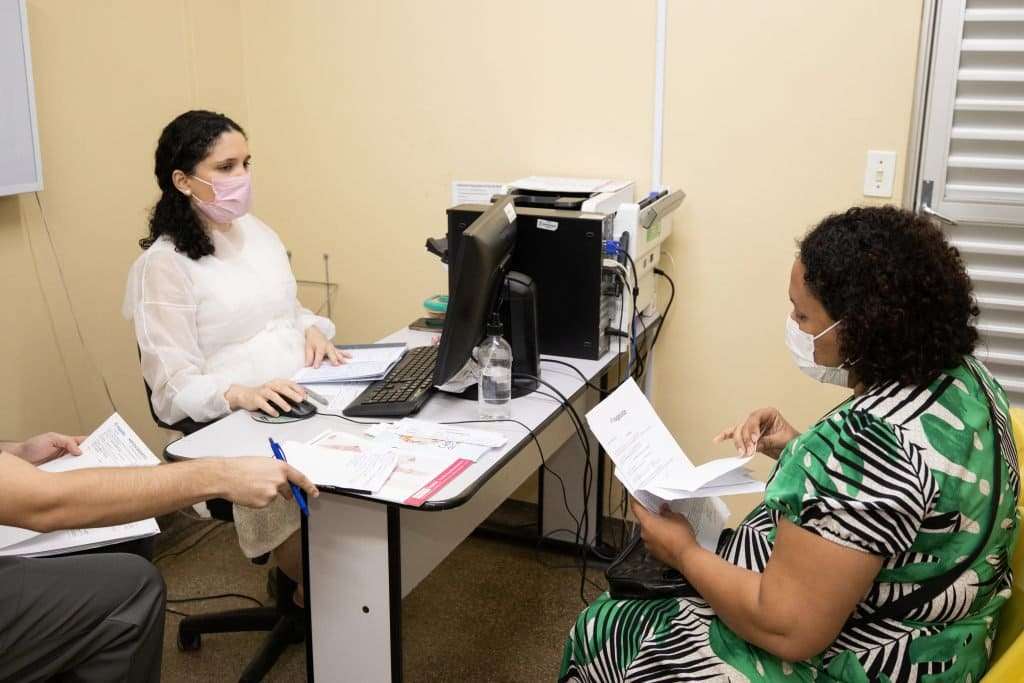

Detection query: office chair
(138, 354), (305, 682)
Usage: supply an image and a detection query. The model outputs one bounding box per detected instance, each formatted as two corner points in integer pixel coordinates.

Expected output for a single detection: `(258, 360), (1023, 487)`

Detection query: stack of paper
(287, 420), (509, 506)
(282, 432), (399, 493)
(585, 379), (766, 550)
(0, 414), (161, 557)
(365, 418), (506, 463)
(292, 344), (407, 384)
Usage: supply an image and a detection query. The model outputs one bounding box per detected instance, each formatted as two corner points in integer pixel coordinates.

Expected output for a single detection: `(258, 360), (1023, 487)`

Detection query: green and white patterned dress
(560, 358), (1021, 682)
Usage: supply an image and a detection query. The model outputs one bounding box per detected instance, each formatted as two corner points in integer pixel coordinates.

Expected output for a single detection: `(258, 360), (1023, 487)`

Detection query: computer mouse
(281, 397), (318, 418)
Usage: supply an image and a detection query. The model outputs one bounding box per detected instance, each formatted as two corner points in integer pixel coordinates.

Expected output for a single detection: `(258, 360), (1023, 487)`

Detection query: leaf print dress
(560, 358), (1020, 682)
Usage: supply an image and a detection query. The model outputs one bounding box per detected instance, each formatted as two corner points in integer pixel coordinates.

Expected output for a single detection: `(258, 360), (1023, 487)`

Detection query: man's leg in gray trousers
(0, 552), (166, 682)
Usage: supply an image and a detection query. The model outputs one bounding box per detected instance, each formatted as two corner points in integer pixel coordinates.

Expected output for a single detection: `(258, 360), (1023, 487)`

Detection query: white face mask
(784, 315), (849, 387)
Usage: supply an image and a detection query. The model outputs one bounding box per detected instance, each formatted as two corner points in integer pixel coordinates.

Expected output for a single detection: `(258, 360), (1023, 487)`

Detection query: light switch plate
(863, 150), (897, 198)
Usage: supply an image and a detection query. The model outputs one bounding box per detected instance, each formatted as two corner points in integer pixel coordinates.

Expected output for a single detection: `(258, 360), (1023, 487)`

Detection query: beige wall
(657, 2), (923, 517)
(3, 2), (922, 522)
(0, 0), (247, 446)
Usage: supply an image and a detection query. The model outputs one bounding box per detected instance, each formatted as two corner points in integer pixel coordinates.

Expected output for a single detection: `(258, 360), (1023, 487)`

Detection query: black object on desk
(410, 316), (446, 332)
(447, 202), (612, 360)
(348, 197), (541, 418)
(344, 345), (439, 418)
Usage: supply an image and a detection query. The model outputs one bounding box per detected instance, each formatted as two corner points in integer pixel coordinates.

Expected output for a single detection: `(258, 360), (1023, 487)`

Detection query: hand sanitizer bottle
(477, 313), (512, 419)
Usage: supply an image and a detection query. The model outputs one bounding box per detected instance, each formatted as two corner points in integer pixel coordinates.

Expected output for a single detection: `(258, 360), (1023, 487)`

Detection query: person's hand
(218, 456), (319, 509)
(12, 432), (86, 465)
(304, 327), (351, 369)
(629, 498), (697, 570)
(226, 380), (307, 417)
(713, 407), (799, 459)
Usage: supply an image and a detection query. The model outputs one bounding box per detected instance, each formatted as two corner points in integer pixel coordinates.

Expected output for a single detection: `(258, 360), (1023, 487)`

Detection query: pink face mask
(190, 172), (252, 224)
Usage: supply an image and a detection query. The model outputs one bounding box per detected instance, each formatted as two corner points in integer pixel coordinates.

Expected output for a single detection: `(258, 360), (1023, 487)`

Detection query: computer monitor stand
(456, 271), (540, 401)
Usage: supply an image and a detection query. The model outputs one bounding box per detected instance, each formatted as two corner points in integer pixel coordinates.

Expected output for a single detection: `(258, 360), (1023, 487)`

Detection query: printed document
(301, 430), (464, 503)
(0, 413), (161, 557)
(365, 422), (492, 462)
(284, 432), (399, 492)
(586, 380), (765, 547)
(293, 344), (407, 384)
(390, 418), (507, 448)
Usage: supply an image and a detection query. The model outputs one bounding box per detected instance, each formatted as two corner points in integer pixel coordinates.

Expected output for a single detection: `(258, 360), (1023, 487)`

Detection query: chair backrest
(136, 345), (208, 436)
(988, 408), (1024, 668)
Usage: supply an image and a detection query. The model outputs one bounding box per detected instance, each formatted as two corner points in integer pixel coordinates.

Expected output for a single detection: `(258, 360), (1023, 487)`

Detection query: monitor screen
(433, 196), (517, 388)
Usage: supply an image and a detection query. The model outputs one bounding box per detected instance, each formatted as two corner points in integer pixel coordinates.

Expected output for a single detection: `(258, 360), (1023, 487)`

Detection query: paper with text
(286, 432), (398, 492)
(305, 430), (465, 504)
(365, 423), (492, 462)
(586, 379), (763, 508)
(391, 418), (506, 448)
(293, 345), (407, 384)
(0, 413), (161, 555)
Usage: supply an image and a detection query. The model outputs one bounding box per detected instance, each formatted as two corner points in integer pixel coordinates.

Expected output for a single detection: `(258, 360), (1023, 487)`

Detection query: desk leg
(304, 496), (401, 682)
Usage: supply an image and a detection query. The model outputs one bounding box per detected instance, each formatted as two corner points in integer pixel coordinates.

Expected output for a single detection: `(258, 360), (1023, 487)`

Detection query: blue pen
(268, 438), (310, 517)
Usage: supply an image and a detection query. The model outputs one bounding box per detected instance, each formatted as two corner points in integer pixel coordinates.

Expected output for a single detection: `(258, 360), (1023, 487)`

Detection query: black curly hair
(140, 110), (246, 259)
(798, 205), (979, 388)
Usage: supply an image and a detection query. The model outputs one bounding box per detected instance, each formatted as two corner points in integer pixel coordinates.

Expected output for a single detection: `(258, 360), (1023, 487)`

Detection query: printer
(443, 177), (685, 360)
(503, 177), (683, 326)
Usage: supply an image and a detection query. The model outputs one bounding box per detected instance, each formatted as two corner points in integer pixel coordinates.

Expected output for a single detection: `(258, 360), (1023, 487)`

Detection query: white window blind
(918, 0), (1024, 402)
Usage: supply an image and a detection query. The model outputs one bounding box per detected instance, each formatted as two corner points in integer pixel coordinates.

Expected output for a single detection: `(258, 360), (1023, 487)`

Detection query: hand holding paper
(0, 414), (161, 557)
(585, 379), (765, 508)
(629, 496), (728, 563)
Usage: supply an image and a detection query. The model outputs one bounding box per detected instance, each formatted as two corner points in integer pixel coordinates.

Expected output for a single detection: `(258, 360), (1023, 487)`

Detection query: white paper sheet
(509, 176), (630, 194)
(292, 345), (407, 384)
(390, 418), (506, 448)
(0, 413), (161, 555)
(40, 413), (161, 473)
(303, 430), (462, 502)
(586, 378), (691, 492)
(452, 180), (503, 205)
(285, 433), (398, 492)
(0, 520), (159, 557)
(365, 426), (492, 462)
(586, 380), (763, 515)
(435, 357), (479, 393)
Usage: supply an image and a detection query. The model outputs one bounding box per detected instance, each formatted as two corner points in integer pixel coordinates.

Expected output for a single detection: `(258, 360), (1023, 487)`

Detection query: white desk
(166, 326), (652, 681)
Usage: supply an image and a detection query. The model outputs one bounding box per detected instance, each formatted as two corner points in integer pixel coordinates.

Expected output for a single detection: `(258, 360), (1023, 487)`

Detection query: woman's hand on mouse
(226, 380), (306, 417)
(304, 327), (351, 368)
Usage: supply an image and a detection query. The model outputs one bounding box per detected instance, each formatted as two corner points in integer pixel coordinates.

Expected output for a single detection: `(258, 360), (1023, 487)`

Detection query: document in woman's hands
(585, 379), (765, 512)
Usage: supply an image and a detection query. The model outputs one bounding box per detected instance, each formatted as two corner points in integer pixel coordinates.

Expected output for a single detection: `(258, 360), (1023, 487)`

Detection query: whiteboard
(0, 0), (42, 196)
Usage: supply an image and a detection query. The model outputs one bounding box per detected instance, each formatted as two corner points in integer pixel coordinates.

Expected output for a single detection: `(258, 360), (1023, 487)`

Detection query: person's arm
(637, 410), (931, 661)
(633, 501), (880, 661)
(0, 450), (318, 533)
(126, 251), (233, 424)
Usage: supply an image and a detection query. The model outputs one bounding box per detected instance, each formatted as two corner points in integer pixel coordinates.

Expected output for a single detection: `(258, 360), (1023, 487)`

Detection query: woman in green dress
(560, 206), (1020, 682)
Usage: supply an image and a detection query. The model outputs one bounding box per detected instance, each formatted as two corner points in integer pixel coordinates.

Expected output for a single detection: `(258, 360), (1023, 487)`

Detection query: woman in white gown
(123, 110), (345, 606)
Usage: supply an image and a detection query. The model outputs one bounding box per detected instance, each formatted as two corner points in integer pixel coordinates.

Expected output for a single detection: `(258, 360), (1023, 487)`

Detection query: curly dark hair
(798, 205), (979, 388)
(140, 110), (246, 259)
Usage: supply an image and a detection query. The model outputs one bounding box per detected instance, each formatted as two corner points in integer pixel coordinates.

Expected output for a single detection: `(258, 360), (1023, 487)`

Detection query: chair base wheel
(177, 628), (202, 652)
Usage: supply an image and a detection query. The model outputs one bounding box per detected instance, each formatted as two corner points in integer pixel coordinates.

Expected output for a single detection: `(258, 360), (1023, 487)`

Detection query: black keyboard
(343, 345), (438, 418)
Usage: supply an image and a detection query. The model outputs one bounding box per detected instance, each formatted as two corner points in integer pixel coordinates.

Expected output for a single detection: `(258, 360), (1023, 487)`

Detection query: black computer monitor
(433, 196), (517, 389)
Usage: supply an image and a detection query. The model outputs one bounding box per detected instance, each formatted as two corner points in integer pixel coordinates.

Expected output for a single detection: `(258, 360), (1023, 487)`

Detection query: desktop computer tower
(446, 204), (613, 360)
